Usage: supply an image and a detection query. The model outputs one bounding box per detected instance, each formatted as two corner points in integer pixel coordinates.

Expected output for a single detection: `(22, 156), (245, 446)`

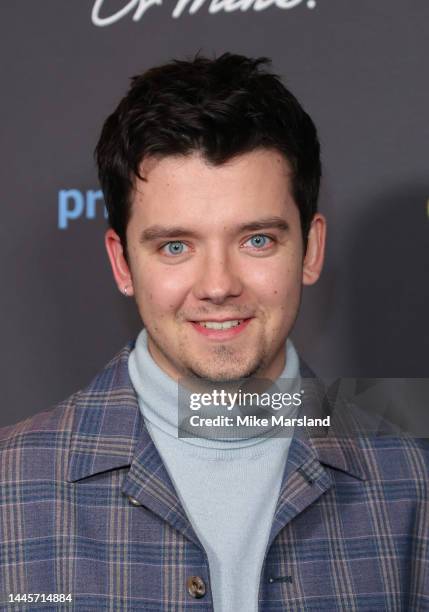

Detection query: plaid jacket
(0, 341), (428, 611)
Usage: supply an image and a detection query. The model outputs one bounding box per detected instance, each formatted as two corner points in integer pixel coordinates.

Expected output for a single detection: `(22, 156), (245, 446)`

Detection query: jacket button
(127, 496), (141, 506)
(186, 576), (206, 598)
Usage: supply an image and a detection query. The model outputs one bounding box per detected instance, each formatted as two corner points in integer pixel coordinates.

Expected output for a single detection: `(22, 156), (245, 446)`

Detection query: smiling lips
(198, 320), (243, 330)
(190, 318), (253, 339)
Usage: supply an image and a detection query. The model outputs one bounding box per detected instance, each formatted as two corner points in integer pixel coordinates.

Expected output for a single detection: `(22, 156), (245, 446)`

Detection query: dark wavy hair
(95, 53), (321, 260)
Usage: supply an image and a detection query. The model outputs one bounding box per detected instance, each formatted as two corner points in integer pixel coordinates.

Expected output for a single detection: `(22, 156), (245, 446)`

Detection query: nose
(192, 248), (243, 305)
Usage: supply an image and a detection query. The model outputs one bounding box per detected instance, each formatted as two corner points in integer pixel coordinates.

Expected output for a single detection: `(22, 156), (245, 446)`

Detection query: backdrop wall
(1, 0), (428, 427)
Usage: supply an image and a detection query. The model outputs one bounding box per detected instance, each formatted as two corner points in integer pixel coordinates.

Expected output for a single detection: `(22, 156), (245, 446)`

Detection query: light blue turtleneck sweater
(128, 329), (300, 612)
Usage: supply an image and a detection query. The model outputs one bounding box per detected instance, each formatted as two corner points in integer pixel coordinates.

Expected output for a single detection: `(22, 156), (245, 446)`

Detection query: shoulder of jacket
(0, 391), (79, 450)
(358, 434), (429, 485)
(0, 340), (135, 452)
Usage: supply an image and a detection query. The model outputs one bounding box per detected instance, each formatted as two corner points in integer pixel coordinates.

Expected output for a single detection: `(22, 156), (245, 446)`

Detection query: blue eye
(161, 241), (188, 256)
(246, 234), (272, 249)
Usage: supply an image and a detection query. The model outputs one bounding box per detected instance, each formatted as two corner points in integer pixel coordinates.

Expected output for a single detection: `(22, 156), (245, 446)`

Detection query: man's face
(106, 149), (325, 382)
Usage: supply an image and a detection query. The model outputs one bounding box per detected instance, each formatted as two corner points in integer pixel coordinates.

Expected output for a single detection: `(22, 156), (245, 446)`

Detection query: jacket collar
(67, 340), (204, 547)
(67, 341), (141, 482)
(67, 341), (368, 547)
(67, 342), (367, 481)
(292, 359), (368, 482)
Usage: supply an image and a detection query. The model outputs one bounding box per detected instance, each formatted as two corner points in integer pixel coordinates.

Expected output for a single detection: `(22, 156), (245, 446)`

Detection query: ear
(105, 229), (134, 296)
(302, 213), (327, 286)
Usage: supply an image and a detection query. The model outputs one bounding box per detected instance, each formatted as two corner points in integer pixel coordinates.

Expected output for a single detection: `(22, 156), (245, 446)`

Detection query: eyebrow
(138, 216), (290, 244)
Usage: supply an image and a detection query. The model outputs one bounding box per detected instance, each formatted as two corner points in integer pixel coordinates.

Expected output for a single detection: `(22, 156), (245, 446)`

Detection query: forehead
(129, 149), (298, 228)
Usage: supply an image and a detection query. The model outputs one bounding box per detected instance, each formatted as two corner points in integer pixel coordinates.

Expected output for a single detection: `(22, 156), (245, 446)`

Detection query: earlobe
(104, 229), (135, 296)
(302, 213), (327, 286)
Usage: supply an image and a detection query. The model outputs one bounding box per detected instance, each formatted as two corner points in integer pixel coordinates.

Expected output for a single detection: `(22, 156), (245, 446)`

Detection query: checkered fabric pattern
(0, 341), (428, 611)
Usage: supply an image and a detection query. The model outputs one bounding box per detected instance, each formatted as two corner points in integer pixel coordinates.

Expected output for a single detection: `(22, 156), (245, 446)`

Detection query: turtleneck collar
(128, 328), (301, 450)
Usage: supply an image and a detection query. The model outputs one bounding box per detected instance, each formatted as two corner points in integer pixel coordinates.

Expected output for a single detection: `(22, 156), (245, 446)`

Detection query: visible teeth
(199, 320), (243, 330)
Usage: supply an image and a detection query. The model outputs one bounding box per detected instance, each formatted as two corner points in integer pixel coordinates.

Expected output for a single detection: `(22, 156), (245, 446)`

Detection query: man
(0, 54), (427, 611)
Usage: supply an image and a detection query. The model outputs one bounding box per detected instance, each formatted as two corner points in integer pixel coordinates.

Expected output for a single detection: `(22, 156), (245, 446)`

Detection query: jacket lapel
(66, 341), (203, 549)
(120, 427), (203, 547)
(266, 364), (369, 550)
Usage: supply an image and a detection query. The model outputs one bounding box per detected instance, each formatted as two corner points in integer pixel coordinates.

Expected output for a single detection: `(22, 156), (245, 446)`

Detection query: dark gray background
(1, 0), (428, 427)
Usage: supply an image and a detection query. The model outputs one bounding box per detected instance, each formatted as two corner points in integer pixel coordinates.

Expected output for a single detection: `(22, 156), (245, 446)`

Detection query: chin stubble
(185, 343), (268, 382)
